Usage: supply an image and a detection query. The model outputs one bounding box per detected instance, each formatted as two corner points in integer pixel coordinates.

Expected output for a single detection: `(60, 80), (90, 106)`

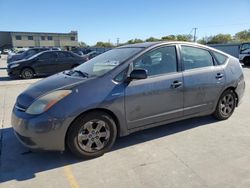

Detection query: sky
(0, 0), (249, 45)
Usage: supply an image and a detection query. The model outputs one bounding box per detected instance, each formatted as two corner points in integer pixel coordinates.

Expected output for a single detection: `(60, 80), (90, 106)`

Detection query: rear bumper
(235, 76), (245, 106)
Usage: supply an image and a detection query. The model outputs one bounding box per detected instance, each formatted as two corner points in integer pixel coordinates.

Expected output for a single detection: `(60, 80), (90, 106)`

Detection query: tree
(235, 29), (250, 42)
(161, 35), (176, 41)
(145, 37), (159, 42)
(95, 41), (114, 48)
(126, 38), (144, 44)
(207, 34), (232, 44)
(197, 37), (210, 45)
(176, 34), (192, 42)
(78, 41), (87, 47)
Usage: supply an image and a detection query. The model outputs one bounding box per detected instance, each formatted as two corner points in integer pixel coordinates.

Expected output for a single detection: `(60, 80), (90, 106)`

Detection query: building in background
(0, 31), (78, 51)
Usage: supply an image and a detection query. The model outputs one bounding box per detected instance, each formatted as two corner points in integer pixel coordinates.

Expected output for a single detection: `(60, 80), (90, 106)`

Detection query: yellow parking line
(63, 165), (80, 188)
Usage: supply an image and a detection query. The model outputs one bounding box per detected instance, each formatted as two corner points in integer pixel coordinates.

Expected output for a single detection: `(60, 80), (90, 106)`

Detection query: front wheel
(67, 111), (117, 159)
(213, 90), (236, 120)
(21, 68), (34, 79)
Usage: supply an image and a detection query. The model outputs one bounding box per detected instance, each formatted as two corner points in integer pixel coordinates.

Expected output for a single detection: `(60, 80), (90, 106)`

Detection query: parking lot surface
(0, 55), (250, 188)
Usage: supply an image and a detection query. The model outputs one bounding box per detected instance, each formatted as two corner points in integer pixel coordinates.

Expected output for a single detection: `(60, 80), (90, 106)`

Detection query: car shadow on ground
(242, 65), (250, 69)
(0, 76), (15, 81)
(0, 116), (217, 183)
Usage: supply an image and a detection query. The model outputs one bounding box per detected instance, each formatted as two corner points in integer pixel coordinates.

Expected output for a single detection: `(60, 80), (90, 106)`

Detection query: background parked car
(82, 51), (102, 61)
(7, 50), (86, 79)
(71, 48), (92, 56)
(7, 47), (60, 64)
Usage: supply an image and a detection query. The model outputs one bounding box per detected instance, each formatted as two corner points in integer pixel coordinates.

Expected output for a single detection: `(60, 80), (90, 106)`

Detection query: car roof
(119, 41), (215, 48)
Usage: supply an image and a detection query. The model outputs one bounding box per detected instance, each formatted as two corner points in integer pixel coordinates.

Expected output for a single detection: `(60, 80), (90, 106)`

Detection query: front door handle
(171, 80), (182, 88)
(216, 73), (224, 79)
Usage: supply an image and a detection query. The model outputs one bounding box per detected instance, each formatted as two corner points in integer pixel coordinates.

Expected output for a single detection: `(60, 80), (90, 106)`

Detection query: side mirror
(129, 69), (147, 80)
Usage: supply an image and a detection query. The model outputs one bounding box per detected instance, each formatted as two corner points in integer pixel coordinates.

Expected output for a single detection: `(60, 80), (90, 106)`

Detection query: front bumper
(7, 68), (20, 78)
(11, 106), (68, 151)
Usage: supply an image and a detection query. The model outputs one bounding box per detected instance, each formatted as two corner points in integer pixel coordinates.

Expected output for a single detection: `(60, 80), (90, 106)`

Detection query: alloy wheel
(77, 120), (110, 153)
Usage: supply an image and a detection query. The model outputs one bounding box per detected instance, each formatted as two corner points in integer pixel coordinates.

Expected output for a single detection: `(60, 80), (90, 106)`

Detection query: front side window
(47, 36), (53, 40)
(73, 47), (143, 77)
(41, 36), (45, 40)
(133, 46), (177, 76)
(71, 37), (75, 41)
(181, 46), (214, 70)
(26, 50), (36, 57)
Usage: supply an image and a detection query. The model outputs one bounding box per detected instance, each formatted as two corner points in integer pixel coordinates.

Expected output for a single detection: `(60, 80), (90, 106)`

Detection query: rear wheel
(67, 111), (117, 159)
(213, 90), (236, 120)
(21, 68), (34, 79)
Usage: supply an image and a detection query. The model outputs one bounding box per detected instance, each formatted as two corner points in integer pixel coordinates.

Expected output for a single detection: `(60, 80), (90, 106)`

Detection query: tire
(67, 111), (117, 159)
(213, 90), (236, 120)
(21, 68), (34, 79)
(243, 57), (250, 66)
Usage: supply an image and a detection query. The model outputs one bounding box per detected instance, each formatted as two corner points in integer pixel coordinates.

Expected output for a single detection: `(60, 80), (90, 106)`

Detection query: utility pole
(193, 28), (198, 42)
(116, 38), (120, 46)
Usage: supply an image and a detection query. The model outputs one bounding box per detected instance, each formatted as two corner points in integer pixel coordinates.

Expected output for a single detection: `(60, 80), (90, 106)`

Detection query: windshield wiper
(73, 70), (89, 78)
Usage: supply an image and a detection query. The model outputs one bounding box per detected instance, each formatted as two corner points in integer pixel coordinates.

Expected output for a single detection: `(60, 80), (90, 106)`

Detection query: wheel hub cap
(77, 120), (110, 153)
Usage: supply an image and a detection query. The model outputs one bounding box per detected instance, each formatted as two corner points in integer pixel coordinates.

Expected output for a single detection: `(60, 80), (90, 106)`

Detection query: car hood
(16, 72), (88, 109)
(9, 54), (23, 61)
(8, 59), (27, 67)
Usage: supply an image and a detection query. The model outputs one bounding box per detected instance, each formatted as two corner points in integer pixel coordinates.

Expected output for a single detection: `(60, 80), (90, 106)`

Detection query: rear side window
(39, 52), (57, 60)
(181, 46), (214, 70)
(57, 52), (67, 58)
(213, 51), (228, 65)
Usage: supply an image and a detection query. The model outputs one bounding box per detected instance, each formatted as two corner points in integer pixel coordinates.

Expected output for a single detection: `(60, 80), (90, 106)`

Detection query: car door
(34, 52), (58, 75)
(180, 45), (225, 116)
(54, 51), (74, 73)
(125, 45), (184, 129)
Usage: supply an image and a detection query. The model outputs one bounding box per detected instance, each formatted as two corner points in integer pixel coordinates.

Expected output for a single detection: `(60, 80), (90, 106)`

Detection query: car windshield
(71, 47), (143, 77)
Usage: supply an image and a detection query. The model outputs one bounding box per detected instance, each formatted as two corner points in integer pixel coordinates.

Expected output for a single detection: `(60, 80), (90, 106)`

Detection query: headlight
(10, 64), (20, 68)
(26, 90), (72, 115)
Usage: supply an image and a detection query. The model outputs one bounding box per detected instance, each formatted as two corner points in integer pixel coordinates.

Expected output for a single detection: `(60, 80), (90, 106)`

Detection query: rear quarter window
(213, 51), (228, 65)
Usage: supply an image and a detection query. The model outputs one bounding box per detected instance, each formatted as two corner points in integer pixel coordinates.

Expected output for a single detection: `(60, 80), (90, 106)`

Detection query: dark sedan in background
(7, 50), (86, 79)
(7, 47), (60, 64)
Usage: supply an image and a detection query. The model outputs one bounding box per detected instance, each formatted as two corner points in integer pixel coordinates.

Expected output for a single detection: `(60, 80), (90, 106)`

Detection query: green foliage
(95, 41), (114, 48)
(176, 34), (193, 42)
(235, 29), (250, 42)
(161, 35), (176, 41)
(78, 41), (87, 47)
(86, 28), (250, 47)
(145, 37), (159, 42)
(126, 38), (144, 44)
(197, 37), (209, 45)
(207, 34), (232, 44)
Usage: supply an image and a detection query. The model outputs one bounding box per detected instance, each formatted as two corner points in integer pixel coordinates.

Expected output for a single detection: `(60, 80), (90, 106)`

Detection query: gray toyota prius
(12, 42), (245, 158)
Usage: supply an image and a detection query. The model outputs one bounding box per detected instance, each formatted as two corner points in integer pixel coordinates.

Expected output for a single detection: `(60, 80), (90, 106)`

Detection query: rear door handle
(171, 81), (182, 88)
(216, 73), (224, 79)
